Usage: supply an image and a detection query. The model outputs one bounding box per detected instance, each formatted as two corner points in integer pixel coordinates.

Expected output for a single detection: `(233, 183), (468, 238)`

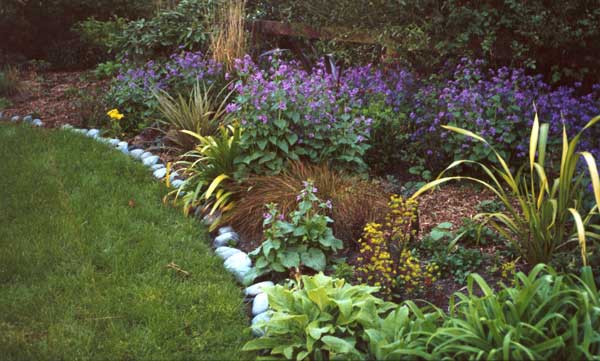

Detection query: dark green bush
(249, 0), (600, 84)
(78, 0), (220, 63)
(0, 0), (151, 68)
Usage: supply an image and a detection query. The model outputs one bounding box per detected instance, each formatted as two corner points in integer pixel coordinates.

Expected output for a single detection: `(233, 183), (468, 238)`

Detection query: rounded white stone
(252, 293), (269, 315)
(245, 281), (275, 297)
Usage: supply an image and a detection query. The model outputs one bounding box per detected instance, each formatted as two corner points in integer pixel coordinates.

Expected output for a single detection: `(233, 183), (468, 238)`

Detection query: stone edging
(2, 114), (271, 337)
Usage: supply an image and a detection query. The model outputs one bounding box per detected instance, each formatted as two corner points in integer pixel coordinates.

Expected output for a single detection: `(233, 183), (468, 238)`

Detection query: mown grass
(0, 124), (252, 360)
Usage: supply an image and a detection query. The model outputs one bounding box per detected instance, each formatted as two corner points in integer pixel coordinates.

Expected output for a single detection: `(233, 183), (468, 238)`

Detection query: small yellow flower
(107, 108), (124, 120)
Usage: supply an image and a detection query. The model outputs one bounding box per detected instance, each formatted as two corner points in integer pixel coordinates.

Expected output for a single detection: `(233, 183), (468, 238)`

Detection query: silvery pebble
(214, 231), (240, 248)
(142, 155), (159, 166)
(252, 292), (269, 315)
(140, 151), (153, 160)
(245, 281), (275, 297)
(171, 179), (184, 188)
(218, 226), (234, 235)
(150, 163), (165, 171)
(32, 119), (43, 127)
(129, 149), (144, 159)
(108, 138), (120, 146)
(11, 115), (19, 122)
(153, 167), (167, 179)
(117, 141), (128, 153)
(87, 129), (100, 138)
(215, 246), (242, 260)
(23, 115), (33, 123)
(251, 312), (271, 337)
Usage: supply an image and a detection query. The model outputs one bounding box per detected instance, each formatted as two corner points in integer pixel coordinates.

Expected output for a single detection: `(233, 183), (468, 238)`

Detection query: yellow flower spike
(165, 162), (172, 188)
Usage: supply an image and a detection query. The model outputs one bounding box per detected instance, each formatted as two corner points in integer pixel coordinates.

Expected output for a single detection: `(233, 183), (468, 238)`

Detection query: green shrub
(248, 181), (343, 281)
(429, 264), (600, 359)
(0, 97), (12, 110)
(251, 0), (600, 84)
(243, 273), (396, 360)
(415, 222), (485, 284)
(414, 113), (600, 265)
(245, 265), (600, 360)
(0, 0), (151, 68)
(78, 0), (219, 62)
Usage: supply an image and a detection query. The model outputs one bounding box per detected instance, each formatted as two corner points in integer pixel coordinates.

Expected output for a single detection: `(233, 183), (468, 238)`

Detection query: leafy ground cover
(0, 123), (252, 360)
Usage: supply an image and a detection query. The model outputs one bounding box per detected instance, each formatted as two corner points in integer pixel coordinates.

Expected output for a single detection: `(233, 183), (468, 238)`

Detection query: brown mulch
(417, 183), (496, 235)
(2, 70), (107, 128)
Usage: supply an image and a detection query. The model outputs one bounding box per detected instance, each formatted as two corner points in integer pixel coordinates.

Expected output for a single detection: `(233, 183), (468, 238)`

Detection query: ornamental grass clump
(413, 113), (600, 265)
(172, 124), (242, 229)
(154, 82), (234, 150)
(225, 161), (388, 244)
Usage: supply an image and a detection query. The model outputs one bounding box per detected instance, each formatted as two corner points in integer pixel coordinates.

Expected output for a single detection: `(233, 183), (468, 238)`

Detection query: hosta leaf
(321, 335), (358, 355)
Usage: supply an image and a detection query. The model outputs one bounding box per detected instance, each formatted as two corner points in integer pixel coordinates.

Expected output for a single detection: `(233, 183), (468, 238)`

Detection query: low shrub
(224, 161), (388, 244)
(354, 195), (420, 297)
(248, 181), (343, 280)
(77, 0), (218, 62)
(246, 265), (600, 360)
(106, 51), (224, 134)
(415, 222), (484, 284)
(243, 272), (396, 360)
(229, 55), (372, 175)
(414, 113), (600, 265)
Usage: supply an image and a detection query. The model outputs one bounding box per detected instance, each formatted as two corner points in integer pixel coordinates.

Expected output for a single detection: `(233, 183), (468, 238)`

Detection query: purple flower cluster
(108, 51), (225, 127)
(228, 55), (373, 174)
(410, 59), (600, 166)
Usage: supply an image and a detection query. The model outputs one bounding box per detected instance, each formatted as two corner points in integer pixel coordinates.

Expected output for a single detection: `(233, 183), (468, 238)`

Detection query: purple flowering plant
(408, 59), (600, 170)
(228, 55), (372, 175)
(106, 51), (224, 133)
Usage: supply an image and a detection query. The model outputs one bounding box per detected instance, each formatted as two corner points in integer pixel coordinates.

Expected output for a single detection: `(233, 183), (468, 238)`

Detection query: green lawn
(0, 124), (252, 360)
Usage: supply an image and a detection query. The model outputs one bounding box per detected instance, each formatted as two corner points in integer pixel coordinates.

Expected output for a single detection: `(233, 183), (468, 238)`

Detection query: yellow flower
(107, 109), (124, 120)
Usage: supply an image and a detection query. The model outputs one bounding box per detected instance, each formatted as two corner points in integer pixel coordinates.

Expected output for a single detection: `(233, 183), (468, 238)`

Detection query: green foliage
(154, 82), (234, 150)
(243, 273), (396, 360)
(329, 261), (355, 283)
(416, 222), (485, 284)
(251, 0), (600, 83)
(80, 0), (219, 62)
(414, 113), (600, 265)
(248, 181), (343, 280)
(0, 0), (151, 68)
(244, 265), (600, 360)
(430, 264), (600, 359)
(0, 97), (12, 110)
(0, 123), (252, 360)
(93, 61), (123, 79)
(362, 100), (414, 175)
(175, 124), (242, 228)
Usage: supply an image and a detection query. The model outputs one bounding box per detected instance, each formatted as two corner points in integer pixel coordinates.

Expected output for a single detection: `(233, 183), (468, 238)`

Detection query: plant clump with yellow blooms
(355, 194), (420, 298)
(396, 249), (440, 296)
